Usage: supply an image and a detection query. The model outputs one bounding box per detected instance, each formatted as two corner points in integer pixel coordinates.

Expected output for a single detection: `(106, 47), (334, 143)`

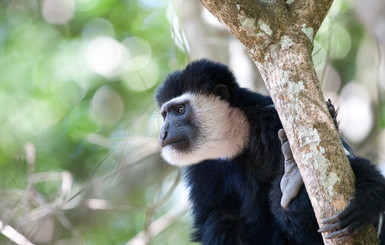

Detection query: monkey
(155, 59), (385, 244)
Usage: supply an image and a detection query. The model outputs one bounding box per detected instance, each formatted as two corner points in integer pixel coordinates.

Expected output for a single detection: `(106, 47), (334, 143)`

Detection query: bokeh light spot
(42, 0), (75, 25)
(6, 0), (38, 26)
(139, 0), (169, 9)
(122, 37), (152, 71)
(86, 36), (129, 78)
(91, 86), (124, 126)
(329, 25), (351, 60)
(122, 61), (159, 92)
(339, 83), (373, 143)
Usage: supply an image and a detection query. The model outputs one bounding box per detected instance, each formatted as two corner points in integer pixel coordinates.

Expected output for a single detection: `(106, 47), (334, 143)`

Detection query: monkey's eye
(175, 105), (185, 115)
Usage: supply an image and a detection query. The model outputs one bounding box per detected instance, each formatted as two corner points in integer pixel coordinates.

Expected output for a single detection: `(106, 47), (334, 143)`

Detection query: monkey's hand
(278, 129), (303, 209)
(317, 193), (375, 241)
(318, 156), (385, 241)
(317, 208), (362, 241)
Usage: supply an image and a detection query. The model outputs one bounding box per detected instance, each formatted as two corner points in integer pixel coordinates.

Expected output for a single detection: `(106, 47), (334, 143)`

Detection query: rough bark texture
(197, 0), (378, 244)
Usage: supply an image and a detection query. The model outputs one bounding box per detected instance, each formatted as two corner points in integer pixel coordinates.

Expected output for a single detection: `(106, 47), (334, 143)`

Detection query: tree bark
(197, 0), (378, 244)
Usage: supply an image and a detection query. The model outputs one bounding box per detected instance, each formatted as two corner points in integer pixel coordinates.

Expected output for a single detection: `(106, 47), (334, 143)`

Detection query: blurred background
(0, 0), (384, 244)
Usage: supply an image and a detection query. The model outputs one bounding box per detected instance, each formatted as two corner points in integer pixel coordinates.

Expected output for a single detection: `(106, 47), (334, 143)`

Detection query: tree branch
(199, 0), (291, 59)
(290, 0), (334, 35)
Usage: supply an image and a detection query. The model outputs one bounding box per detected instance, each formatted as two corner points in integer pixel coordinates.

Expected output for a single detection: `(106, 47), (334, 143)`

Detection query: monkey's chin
(161, 146), (202, 166)
(161, 142), (244, 167)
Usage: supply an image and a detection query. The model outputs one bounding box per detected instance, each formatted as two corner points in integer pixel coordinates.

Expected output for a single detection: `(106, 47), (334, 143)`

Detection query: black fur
(156, 59), (385, 244)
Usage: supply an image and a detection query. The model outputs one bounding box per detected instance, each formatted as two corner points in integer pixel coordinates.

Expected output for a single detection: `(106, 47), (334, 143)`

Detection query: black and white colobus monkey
(155, 59), (385, 244)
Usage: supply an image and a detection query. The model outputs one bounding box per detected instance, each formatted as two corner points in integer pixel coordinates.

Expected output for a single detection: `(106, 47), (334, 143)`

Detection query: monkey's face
(159, 92), (250, 166)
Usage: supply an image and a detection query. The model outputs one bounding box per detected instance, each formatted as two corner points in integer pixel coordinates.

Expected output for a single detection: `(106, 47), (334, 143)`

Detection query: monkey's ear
(214, 84), (230, 101)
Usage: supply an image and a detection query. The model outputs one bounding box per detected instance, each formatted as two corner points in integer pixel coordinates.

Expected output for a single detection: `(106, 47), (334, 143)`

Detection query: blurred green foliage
(0, 0), (191, 244)
(0, 0), (179, 181)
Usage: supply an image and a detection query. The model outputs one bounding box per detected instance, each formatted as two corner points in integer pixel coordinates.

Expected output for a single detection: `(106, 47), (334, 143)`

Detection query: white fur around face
(160, 93), (250, 166)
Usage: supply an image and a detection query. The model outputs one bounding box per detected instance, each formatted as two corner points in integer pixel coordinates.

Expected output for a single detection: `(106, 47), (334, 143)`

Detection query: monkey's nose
(160, 130), (168, 141)
(160, 125), (168, 147)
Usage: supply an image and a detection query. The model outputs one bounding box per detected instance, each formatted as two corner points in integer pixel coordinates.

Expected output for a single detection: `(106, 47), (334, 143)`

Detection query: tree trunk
(197, 0), (378, 244)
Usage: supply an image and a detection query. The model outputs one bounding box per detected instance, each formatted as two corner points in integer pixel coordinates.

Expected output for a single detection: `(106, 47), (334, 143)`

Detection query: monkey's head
(155, 59), (250, 166)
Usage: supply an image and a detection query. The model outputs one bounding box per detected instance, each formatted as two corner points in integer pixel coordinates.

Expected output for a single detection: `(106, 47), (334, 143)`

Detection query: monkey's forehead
(160, 93), (193, 112)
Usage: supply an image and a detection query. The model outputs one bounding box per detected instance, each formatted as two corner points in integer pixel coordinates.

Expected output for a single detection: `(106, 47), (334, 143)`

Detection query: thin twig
(126, 204), (188, 245)
(0, 220), (35, 245)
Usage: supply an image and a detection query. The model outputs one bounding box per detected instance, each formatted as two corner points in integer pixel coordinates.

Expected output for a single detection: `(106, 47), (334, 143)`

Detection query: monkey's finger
(318, 222), (342, 233)
(321, 212), (344, 224)
(321, 206), (353, 225)
(325, 227), (350, 239)
(281, 142), (293, 161)
(328, 228), (351, 239)
(326, 99), (339, 130)
(321, 215), (339, 224)
(324, 222), (360, 240)
(278, 129), (294, 161)
(326, 99), (335, 114)
(278, 129), (287, 145)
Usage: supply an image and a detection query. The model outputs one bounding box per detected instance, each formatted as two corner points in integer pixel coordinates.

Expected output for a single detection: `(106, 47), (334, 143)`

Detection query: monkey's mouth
(161, 138), (188, 149)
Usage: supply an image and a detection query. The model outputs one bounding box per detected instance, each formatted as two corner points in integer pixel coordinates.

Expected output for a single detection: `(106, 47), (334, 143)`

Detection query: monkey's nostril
(161, 130), (168, 141)
(160, 130), (169, 147)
